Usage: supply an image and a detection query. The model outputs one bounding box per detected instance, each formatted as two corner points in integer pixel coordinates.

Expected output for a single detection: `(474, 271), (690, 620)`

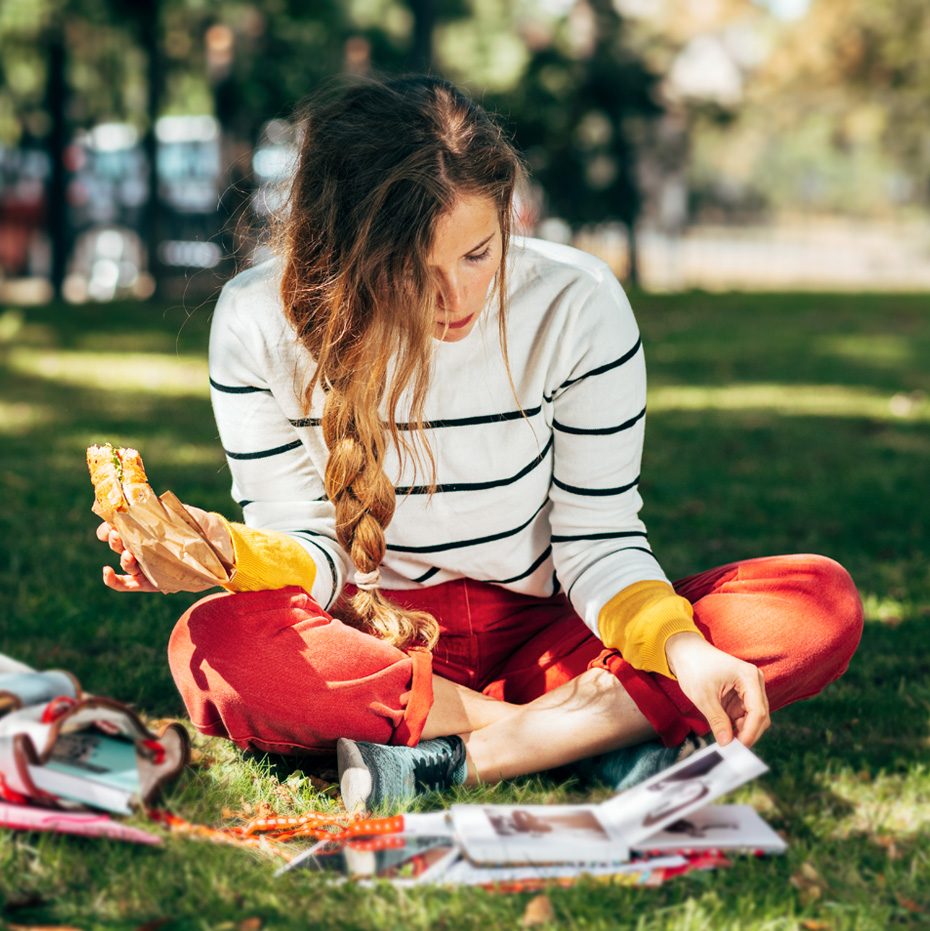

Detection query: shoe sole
(336, 737), (373, 815)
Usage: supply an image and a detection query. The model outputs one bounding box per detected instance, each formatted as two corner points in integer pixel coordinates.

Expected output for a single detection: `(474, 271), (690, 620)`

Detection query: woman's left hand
(664, 631), (770, 748)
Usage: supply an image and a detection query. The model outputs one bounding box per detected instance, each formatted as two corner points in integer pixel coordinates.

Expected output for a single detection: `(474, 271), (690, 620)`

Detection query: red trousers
(167, 554), (863, 756)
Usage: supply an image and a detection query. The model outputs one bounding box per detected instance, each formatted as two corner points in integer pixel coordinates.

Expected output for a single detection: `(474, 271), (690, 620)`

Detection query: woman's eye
(466, 247), (492, 264)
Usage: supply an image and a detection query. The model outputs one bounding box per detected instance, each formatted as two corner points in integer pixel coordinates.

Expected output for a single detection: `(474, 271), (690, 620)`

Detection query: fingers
(732, 667), (770, 747)
(699, 694), (735, 747)
(102, 565), (160, 594)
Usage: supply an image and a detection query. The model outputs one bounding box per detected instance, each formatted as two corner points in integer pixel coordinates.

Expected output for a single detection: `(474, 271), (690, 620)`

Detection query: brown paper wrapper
(95, 489), (234, 594)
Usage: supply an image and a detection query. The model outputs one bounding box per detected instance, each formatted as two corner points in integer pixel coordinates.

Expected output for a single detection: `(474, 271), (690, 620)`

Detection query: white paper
(597, 740), (769, 845)
(631, 804), (787, 854)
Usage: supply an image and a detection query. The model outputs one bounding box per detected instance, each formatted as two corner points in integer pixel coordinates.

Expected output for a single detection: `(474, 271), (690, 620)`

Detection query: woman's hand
(664, 631), (770, 748)
(96, 505), (233, 594)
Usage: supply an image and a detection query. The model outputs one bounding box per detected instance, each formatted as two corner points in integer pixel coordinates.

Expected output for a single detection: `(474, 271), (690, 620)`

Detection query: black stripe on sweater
(553, 405), (646, 437)
(396, 435), (553, 495)
(543, 337), (642, 402)
(550, 530), (647, 543)
(225, 440), (303, 461)
(386, 500), (548, 554)
(210, 377), (271, 394)
(289, 531), (340, 602)
(412, 566), (442, 584)
(484, 546), (552, 585)
(552, 474), (639, 497)
(289, 406), (544, 432)
(565, 545), (656, 601)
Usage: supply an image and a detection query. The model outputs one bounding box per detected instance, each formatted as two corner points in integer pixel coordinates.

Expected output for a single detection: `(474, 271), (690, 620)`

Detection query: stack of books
(279, 739), (787, 888)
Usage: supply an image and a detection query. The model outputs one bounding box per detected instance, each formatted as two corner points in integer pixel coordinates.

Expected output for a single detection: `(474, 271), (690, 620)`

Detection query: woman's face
(428, 193), (502, 343)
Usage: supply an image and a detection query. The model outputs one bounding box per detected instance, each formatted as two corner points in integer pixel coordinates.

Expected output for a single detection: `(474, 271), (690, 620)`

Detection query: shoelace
(412, 737), (464, 791)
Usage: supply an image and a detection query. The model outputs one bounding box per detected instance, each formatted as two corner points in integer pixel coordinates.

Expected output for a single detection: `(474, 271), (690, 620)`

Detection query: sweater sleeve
(597, 580), (702, 677)
(546, 259), (692, 667)
(219, 519), (318, 593)
(207, 264), (351, 609)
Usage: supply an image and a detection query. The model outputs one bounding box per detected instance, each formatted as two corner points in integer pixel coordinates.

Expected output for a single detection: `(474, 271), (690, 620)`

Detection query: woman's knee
(796, 555), (863, 669)
(167, 586), (430, 753)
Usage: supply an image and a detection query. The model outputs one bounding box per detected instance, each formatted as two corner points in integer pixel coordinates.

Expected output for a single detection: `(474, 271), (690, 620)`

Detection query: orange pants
(167, 554), (863, 756)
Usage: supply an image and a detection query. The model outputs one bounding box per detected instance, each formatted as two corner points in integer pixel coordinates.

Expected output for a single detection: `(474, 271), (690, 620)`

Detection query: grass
(1, 288), (929, 929)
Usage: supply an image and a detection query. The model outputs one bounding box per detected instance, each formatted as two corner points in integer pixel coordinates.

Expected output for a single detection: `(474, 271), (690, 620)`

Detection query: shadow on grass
(2, 293), (929, 774)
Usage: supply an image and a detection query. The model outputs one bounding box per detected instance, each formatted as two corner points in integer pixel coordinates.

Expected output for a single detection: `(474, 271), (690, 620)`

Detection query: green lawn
(1, 289), (929, 929)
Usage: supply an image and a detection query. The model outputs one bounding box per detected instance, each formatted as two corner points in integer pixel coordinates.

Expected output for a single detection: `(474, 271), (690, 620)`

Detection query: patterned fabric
(208, 237), (672, 645)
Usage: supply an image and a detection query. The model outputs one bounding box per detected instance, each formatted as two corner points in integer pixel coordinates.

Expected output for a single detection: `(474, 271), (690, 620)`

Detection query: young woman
(97, 75), (863, 811)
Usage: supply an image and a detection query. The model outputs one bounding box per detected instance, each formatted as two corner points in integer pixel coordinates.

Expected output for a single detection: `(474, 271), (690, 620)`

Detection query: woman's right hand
(96, 505), (234, 594)
(96, 520), (160, 592)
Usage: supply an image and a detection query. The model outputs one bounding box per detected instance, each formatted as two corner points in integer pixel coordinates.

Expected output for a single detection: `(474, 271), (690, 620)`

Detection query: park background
(0, 1), (929, 929)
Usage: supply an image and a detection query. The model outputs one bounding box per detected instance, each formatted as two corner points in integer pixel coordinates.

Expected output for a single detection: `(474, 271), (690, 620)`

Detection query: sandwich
(86, 443), (154, 521)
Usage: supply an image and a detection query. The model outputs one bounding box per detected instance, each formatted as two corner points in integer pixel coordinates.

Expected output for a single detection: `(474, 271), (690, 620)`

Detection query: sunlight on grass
(0, 399), (55, 432)
(860, 592), (912, 625)
(648, 383), (930, 421)
(827, 767), (930, 837)
(814, 334), (914, 367)
(9, 348), (209, 397)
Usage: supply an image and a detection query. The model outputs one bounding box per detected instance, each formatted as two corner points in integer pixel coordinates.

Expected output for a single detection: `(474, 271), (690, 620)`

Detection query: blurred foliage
(690, 0), (930, 219)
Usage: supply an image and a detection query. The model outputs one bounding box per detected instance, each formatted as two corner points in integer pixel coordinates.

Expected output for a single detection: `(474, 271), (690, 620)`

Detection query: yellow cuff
(219, 517), (318, 594)
(597, 579), (702, 678)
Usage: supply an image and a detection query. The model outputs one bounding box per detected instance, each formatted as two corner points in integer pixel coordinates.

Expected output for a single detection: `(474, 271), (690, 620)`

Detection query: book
(597, 738), (769, 846)
(0, 801), (162, 845)
(26, 732), (141, 815)
(450, 802), (631, 866)
(631, 804), (787, 855)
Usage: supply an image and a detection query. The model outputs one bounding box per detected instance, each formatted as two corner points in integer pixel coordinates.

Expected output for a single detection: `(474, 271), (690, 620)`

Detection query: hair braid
(279, 74), (524, 650)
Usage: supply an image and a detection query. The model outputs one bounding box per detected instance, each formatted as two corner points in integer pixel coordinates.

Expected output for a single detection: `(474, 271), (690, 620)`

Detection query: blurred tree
(486, 0), (663, 285)
(755, 0), (930, 206)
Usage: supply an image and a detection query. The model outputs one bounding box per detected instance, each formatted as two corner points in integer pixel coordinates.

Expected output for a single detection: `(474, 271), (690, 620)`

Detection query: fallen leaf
(134, 919), (175, 931)
(238, 919), (263, 931)
(799, 886), (822, 906)
(255, 801), (276, 820)
(896, 894), (928, 914)
(800, 921), (831, 930)
(522, 894), (555, 928)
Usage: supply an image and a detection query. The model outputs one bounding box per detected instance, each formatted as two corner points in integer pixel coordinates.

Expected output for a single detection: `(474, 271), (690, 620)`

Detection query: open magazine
(281, 739), (784, 885)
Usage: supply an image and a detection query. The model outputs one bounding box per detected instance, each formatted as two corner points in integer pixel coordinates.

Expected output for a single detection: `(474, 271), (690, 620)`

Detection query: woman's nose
(437, 275), (464, 313)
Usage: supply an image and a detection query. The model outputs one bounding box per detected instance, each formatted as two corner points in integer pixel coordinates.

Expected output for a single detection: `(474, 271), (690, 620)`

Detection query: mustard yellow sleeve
(218, 517), (318, 594)
(597, 579), (703, 678)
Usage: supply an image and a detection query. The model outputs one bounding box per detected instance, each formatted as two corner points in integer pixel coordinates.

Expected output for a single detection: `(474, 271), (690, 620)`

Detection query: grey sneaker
(573, 734), (707, 793)
(337, 735), (468, 813)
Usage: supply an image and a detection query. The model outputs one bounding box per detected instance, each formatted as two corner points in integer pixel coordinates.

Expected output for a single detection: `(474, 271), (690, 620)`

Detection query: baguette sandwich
(86, 443), (154, 521)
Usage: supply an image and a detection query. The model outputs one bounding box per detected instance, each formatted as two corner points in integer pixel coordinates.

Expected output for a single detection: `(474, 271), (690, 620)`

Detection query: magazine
(27, 732), (141, 815)
(631, 804), (787, 855)
(596, 738), (769, 846)
(450, 802), (630, 866)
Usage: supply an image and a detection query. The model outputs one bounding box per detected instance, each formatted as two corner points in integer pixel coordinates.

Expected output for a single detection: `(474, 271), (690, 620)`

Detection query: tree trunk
(138, 0), (163, 297)
(406, 0), (435, 73)
(44, 27), (68, 299)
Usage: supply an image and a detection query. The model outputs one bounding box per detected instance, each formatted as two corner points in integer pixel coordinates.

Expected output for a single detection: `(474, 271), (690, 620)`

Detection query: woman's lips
(437, 314), (474, 330)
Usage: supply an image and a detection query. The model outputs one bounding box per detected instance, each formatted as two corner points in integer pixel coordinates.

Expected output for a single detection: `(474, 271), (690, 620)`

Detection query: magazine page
(277, 834), (458, 882)
(631, 804), (787, 855)
(597, 739), (769, 846)
(435, 853), (688, 887)
(450, 803), (630, 866)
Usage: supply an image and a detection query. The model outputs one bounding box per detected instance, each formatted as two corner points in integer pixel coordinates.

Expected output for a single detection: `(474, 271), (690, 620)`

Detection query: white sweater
(208, 237), (671, 642)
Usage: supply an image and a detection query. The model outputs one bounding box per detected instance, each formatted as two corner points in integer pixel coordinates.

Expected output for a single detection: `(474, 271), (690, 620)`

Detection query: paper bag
(97, 489), (234, 593)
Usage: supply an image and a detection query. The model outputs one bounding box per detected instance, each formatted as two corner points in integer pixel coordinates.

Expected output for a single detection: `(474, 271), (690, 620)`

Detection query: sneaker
(337, 735), (468, 813)
(572, 734), (707, 794)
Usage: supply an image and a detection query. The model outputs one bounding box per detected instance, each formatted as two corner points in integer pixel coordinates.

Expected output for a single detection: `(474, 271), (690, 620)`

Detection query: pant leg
(379, 580), (604, 704)
(167, 586), (433, 755)
(598, 554), (864, 747)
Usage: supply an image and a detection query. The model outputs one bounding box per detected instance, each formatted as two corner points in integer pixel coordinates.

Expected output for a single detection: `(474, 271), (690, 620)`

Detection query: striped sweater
(208, 237), (698, 675)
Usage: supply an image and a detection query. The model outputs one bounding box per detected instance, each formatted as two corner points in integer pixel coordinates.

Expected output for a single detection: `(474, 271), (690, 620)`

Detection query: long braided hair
(280, 75), (523, 649)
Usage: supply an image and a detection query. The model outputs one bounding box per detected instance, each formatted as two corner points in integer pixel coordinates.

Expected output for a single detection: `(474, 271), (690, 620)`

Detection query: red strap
(41, 695), (76, 723)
